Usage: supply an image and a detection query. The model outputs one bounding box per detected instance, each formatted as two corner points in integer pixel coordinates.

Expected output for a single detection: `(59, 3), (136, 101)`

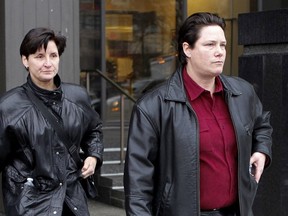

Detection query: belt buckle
(201, 209), (221, 216)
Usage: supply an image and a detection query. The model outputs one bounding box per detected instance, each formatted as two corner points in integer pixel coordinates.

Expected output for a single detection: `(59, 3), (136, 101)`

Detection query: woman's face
(185, 25), (226, 80)
(22, 40), (60, 90)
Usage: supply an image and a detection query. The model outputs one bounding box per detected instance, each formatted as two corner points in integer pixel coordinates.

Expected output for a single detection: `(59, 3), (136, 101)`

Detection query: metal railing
(94, 69), (136, 164)
(95, 69), (136, 103)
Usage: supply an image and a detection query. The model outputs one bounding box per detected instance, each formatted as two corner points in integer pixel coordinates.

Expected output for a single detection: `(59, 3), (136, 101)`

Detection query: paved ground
(88, 200), (126, 216)
(0, 200), (125, 216)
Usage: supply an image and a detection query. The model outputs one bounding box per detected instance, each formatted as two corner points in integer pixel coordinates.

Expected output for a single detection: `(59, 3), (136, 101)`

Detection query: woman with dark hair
(0, 27), (103, 216)
(124, 12), (272, 216)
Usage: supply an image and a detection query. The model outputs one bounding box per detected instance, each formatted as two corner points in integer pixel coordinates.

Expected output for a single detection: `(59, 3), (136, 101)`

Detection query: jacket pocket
(4, 166), (27, 195)
(244, 120), (254, 136)
(249, 173), (258, 202)
(155, 181), (172, 216)
(3, 166), (38, 215)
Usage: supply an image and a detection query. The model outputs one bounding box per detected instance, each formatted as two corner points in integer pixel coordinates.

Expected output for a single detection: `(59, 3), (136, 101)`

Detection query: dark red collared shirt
(183, 68), (238, 210)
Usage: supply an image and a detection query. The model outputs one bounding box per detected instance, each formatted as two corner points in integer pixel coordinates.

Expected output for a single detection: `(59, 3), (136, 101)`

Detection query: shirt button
(56, 152), (59, 155)
(59, 182), (63, 186)
(53, 211), (57, 214)
(74, 207), (78, 211)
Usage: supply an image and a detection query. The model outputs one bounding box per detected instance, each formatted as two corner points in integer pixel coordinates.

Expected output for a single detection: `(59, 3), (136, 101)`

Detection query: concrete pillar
(238, 9), (288, 216)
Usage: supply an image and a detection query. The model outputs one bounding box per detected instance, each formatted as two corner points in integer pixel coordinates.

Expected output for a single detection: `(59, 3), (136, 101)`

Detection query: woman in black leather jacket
(124, 12), (272, 216)
(0, 27), (103, 216)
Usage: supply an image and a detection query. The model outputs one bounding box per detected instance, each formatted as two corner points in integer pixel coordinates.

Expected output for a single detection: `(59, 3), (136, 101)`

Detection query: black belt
(201, 205), (238, 216)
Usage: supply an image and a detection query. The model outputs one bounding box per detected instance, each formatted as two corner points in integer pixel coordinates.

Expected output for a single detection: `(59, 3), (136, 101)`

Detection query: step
(99, 174), (123, 189)
(102, 121), (130, 128)
(111, 190), (125, 209)
(102, 126), (129, 149)
(99, 172), (124, 185)
(101, 163), (125, 175)
(111, 188), (125, 200)
(95, 124), (129, 209)
(96, 186), (125, 208)
(96, 175), (125, 208)
(103, 148), (127, 162)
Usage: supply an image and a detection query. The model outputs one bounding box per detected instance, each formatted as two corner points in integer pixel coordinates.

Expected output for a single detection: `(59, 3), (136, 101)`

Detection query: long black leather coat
(0, 75), (103, 216)
(124, 67), (272, 216)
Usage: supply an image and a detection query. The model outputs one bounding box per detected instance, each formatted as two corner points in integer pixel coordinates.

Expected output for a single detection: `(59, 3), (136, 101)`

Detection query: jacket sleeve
(251, 91), (273, 168)
(124, 104), (158, 216)
(0, 115), (12, 172)
(81, 112), (104, 170)
(79, 89), (104, 171)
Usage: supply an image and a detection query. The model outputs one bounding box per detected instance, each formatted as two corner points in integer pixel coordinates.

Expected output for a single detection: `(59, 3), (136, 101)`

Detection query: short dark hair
(177, 12), (226, 65)
(20, 27), (66, 58)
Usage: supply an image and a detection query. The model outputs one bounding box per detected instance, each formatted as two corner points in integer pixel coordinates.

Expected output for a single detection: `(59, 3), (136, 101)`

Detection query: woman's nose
(43, 58), (52, 66)
(215, 45), (225, 56)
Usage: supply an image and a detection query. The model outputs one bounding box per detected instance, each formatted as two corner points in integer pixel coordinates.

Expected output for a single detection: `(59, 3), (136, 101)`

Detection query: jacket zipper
(185, 101), (201, 216)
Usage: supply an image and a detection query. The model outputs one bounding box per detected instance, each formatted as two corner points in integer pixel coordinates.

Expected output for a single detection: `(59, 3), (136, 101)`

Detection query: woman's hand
(81, 156), (97, 179)
(249, 152), (266, 183)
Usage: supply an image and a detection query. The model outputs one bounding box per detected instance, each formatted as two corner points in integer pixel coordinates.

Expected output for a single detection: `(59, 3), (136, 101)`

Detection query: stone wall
(238, 9), (288, 216)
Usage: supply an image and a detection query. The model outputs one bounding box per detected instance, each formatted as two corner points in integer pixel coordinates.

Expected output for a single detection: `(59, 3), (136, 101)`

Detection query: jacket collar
(219, 75), (243, 96)
(27, 74), (63, 103)
(164, 67), (187, 102)
(164, 66), (242, 102)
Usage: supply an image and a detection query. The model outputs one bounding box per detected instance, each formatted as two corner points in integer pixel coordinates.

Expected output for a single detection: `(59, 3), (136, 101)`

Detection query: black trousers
(200, 211), (237, 216)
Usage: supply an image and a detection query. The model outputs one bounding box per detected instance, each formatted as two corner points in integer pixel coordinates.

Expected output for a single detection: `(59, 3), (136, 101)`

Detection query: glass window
(105, 0), (178, 99)
(80, 0), (101, 70)
(79, 0), (179, 123)
(79, 0), (102, 112)
(94, 0), (179, 122)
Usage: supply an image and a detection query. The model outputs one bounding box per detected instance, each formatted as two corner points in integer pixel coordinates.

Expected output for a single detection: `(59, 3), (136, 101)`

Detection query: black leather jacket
(124, 67), (272, 216)
(0, 75), (103, 216)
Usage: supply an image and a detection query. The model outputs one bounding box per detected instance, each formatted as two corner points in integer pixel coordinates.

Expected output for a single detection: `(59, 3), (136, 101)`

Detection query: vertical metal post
(100, 0), (107, 122)
(120, 94), (125, 164)
(229, 18), (234, 76)
(258, 0), (263, 11)
(86, 72), (90, 92)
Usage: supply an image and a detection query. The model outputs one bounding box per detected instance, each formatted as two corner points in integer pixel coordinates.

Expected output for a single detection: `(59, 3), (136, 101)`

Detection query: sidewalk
(0, 200), (125, 216)
(88, 199), (126, 216)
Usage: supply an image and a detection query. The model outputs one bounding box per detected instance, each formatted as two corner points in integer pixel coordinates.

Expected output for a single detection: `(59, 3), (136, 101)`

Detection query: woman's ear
(21, 56), (29, 70)
(182, 42), (191, 58)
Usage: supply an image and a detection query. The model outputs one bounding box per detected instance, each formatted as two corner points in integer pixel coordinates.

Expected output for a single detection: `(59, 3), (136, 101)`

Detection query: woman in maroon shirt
(124, 12), (272, 216)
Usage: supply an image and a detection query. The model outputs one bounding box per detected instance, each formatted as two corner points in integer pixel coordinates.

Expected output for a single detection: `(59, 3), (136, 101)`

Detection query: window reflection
(79, 1), (180, 122)
(105, 1), (178, 99)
